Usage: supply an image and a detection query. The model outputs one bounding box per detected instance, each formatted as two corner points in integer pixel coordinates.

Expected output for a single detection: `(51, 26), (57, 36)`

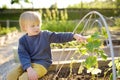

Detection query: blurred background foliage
(0, 0), (120, 34)
(68, 0), (120, 9)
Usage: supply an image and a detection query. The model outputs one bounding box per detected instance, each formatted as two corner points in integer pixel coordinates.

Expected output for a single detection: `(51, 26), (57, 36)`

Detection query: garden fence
(0, 20), (19, 28)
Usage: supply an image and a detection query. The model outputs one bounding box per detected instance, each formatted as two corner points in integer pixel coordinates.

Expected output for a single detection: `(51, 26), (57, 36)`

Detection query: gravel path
(0, 32), (23, 80)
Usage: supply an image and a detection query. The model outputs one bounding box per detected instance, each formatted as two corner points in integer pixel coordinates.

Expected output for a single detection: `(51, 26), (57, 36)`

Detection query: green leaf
(11, 0), (19, 4)
(93, 39), (101, 48)
(86, 39), (101, 52)
(87, 36), (93, 42)
(85, 32), (102, 52)
(84, 56), (97, 69)
(91, 32), (100, 39)
(78, 63), (84, 74)
(98, 50), (107, 60)
(108, 61), (112, 67)
(86, 42), (94, 52)
(115, 59), (120, 69)
(110, 73), (113, 80)
(117, 70), (120, 78)
(101, 28), (108, 39)
(80, 48), (87, 55)
(25, 0), (30, 3)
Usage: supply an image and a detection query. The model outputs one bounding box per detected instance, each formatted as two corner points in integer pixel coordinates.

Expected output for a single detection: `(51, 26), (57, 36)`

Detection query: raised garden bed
(13, 39), (120, 80)
(42, 58), (116, 80)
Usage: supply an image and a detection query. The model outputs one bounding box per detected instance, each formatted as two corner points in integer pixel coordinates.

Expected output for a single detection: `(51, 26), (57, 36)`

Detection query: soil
(41, 66), (112, 80)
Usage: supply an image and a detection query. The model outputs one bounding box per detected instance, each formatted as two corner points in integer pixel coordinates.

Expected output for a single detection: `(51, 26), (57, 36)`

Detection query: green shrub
(0, 27), (18, 36)
(115, 18), (120, 27)
(0, 27), (10, 36)
(42, 20), (84, 32)
(42, 21), (74, 32)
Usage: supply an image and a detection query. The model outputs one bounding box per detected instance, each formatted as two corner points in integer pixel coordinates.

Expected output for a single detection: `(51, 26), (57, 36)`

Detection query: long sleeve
(47, 31), (74, 43)
(18, 38), (31, 71)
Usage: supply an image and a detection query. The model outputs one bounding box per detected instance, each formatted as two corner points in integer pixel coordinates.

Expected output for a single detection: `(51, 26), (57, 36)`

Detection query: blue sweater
(18, 30), (74, 70)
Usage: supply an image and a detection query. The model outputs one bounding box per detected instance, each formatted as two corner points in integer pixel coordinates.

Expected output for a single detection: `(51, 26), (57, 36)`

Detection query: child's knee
(6, 72), (17, 80)
(32, 63), (47, 78)
(6, 65), (23, 80)
(19, 72), (28, 80)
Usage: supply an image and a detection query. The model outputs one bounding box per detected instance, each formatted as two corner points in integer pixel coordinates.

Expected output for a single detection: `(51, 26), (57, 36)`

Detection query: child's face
(25, 23), (41, 36)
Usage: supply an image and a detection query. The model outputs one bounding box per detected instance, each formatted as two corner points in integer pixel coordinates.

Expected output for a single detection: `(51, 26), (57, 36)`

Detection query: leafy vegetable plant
(70, 31), (108, 79)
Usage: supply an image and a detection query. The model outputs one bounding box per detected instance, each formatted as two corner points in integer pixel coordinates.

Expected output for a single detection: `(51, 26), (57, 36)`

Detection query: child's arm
(27, 67), (38, 80)
(73, 34), (87, 42)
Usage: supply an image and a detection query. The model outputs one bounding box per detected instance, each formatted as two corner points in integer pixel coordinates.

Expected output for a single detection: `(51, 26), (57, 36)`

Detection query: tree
(11, 0), (19, 4)
(11, 0), (32, 9)
(115, 0), (120, 8)
(50, 3), (58, 9)
(11, 0), (30, 4)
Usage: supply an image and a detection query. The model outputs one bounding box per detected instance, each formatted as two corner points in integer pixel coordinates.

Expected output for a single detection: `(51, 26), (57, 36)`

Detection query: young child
(7, 11), (86, 80)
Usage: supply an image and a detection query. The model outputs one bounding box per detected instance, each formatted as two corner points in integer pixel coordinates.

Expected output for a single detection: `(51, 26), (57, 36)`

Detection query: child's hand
(27, 67), (38, 80)
(73, 34), (87, 42)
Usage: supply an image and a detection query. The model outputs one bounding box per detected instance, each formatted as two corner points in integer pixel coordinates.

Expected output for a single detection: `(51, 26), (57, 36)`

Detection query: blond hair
(19, 11), (42, 32)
